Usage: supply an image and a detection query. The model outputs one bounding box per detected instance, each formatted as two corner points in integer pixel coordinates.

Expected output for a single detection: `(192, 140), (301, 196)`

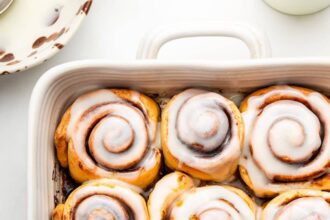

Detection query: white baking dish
(28, 23), (330, 219)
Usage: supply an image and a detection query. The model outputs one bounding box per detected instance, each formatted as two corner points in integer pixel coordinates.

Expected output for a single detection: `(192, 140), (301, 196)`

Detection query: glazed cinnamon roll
(162, 89), (244, 182)
(54, 89), (161, 188)
(148, 172), (256, 220)
(52, 178), (149, 220)
(239, 85), (330, 197)
(261, 189), (330, 220)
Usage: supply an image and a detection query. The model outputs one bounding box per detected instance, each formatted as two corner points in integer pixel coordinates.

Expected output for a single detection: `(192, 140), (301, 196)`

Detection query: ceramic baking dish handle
(137, 22), (271, 59)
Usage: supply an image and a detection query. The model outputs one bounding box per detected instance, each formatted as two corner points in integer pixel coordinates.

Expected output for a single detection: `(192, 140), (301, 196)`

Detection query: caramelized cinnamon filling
(250, 98), (326, 182)
(77, 101), (150, 171)
(175, 99), (233, 157)
(72, 194), (134, 220)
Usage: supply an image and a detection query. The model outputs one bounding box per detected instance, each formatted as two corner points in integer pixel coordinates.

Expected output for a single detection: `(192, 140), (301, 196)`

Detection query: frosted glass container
(263, 0), (330, 15)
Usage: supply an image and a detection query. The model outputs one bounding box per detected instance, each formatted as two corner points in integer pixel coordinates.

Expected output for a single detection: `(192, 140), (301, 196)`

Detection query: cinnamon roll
(239, 85), (330, 197)
(162, 89), (244, 182)
(261, 189), (330, 220)
(148, 172), (256, 220)
(54, 89), (161, 188)
(52, 178), (149, 220)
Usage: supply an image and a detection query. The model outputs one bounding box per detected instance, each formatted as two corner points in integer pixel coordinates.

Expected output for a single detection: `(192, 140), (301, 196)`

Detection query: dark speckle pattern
(0, 53), (14, 62)
(32, 37), (48, 49)
(32, 28), (66, 49)
(82, 0), (93, 14)
(54, 43), (64, 49)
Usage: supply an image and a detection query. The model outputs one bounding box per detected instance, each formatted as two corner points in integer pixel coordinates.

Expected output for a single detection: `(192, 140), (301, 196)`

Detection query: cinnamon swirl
(162, 89), (244, 182)
(261, 189), (330, 220)
(52, 178), (149, 220)
(148, 172), (256, 220)
(54, 89), (161, 188)
(239, 85), (330, 197)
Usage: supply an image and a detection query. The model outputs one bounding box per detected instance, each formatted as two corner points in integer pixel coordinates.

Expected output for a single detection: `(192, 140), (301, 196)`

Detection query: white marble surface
(1, 0), (330, 219)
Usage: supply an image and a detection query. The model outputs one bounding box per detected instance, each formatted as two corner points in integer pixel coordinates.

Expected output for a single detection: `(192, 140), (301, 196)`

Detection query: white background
(1, 0), (330, 219)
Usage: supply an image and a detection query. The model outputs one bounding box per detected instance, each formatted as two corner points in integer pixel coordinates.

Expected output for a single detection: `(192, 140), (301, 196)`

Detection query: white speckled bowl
(0, 0), (92, 75)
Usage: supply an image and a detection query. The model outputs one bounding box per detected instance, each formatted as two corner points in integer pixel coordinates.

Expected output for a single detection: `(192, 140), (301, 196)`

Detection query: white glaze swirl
(82, 103), (148, 170)
(262, 190), (330, 220)
(63, 179), (148, 220)
(65, 89), (160, 186)
(148, 172), (256, 220)
(170, 186), (255, 220)
(164, 89), (242, 180)
(240, 86), (330, 196)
